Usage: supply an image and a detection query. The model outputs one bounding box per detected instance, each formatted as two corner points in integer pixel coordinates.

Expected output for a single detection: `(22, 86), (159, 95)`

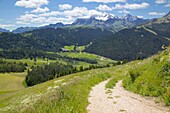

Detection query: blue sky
(0, 0), (170, 30)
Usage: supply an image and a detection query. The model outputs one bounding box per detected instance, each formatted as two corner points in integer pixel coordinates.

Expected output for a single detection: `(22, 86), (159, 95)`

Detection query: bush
(129, 69), (141, 82)
(163, 87), (170, 105)
(158, 63), (170, 85)
(158, 63), (170, 77)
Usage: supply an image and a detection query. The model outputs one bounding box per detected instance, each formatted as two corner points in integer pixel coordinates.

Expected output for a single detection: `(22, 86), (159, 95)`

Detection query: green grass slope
(58, 52), (115, 65)
(1, 47), (169, 112)
(123, 47), (170, 105)
(0, 60), (138, 113)
(85, 13), (170, 60)
(0, 51), (114, 100)
(0, 56), (95, 102)
(85, 26), (170, 60)
(0, 72), (26, 102)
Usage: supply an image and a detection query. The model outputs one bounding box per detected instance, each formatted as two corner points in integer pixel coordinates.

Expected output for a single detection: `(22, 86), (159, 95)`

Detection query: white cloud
(40, 7), (105, 19)
(96, 4), (112, 11)
(88, 10), (106, 17)
(165, 4), (170, 7)
(113, 3), (149, 10)
(16, 6), (113, 24)
(0, 24), (15, 28)
(17, 13), (38, 22)
(95, 3), (149, 13)
(39, 11), (62, 17)
(15, 0), (49, 8)
(149, 12), (166, 15)
(31, 17), (46, 23)
(118, 9), (130, 14)
(155, 0), (166, 4)
(83, 0), (126, 3)
(58, 4), (72, 10)
(64, 7), (89, 18)
(16, 21), (30, 25)
(46, 17), (65, 22)
(46, 17), (74, 24)
(31, 7), (49, 13)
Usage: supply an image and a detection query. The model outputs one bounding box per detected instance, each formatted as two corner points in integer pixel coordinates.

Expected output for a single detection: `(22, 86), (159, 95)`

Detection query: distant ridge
(12, 27), (37, 34)
(12, 14), (148, 34)
(0, 28), (10, 33)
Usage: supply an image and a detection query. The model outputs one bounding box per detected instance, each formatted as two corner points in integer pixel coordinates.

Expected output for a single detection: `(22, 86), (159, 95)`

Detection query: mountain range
(71, 14), (148, 32)
(12, 27), (37, 34)
(0, 14), (149, 34)
(85, 12), (170, 60)
(0, 28), (10, 33)
(0, 12), (170, 60)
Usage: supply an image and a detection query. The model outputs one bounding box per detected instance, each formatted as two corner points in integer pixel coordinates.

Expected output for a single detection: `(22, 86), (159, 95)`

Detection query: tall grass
(123, 48), (170, 105)
(14, 73), (111, 113)
(0, 60), (141, 112)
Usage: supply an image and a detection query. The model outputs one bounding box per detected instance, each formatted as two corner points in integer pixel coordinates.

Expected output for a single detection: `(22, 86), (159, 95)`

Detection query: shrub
(158, 63), (170, 83)
(129, 69), (141, 82)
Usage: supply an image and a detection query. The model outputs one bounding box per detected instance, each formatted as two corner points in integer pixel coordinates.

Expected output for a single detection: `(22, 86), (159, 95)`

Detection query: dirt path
(87, 80), (170, 113)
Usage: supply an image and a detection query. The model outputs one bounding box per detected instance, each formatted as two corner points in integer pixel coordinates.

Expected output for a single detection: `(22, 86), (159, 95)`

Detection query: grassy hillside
(1, 47), (169, 112)
(63, 42), (92, 52)
(5, 59), (50, 67)
(85, 26), (170, 60)
(0, 19), (169, 61)
(0, 72), (26, 101)
(0, 27), (113, 53)
(64, 45), (75, 51)
(0, 60), (138, 113)
(58, 52), (115, 65)
(3, 50), (115, 68)
(85, 14), (170, 60)
(123, 47), (170, 105)
(0, 52), (115, 109)
(0, 20), (169, 111)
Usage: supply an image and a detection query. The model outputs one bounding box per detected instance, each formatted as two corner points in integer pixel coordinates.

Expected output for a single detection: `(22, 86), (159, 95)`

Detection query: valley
(1, 13), (170, 60)
(0, 51), (115, 105)
(0, 57), (137, 112)
(0, 47), (169, 112)
(0, 2), (170, 112)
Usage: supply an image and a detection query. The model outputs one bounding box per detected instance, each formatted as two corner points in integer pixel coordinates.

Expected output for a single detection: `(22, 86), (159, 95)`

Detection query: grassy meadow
(0, 51), (115, 112)
(64, 45), (86, 52)
(1, 48), (169, 112)
(5, 58), (58, 67)
(122, 47), (170, 105)
(58, 52), (115, 65)
(0, 60), (139, 113)
(64, 45), (75, 51)
(0, 72), (26, 101)
(4, 58), (90, 68)
(63, 42), (92, 52)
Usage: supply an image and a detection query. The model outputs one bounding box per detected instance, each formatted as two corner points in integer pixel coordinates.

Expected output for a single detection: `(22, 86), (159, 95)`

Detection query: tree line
(0, 60), (26, 73)
(26, 62), (76, 86)
(0, 49), (46, 60)
(25, 61), (123, 86)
